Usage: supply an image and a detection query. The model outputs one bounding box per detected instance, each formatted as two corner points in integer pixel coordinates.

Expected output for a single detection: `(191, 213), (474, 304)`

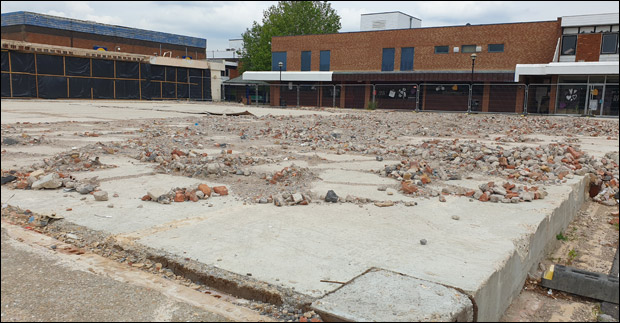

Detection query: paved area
(1, 222), (272, 322)
(1, 99), (618, 321)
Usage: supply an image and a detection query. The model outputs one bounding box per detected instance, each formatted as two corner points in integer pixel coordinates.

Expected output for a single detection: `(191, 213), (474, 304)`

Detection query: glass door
(586, 84), (604, 116)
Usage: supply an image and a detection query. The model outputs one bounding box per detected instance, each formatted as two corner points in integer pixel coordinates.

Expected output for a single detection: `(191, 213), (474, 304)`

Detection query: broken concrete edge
(310, 267), (479, 322)
(472, 175), (590, 321)
(1, 213), (316, 311)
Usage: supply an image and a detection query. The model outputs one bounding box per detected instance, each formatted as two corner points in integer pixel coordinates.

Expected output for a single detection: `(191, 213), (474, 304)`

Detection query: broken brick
(198, 184), (212, 197)
(213, 186), (228, 196)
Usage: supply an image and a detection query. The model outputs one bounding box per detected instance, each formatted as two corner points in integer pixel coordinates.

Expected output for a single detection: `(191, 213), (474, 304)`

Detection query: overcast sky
(1, 1), (618, 51)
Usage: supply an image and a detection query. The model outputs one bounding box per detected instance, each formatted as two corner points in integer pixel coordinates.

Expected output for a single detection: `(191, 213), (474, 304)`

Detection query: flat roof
(361, 11), (421, 21)
(514, 61), (619, 81)
(1, 11), (206, 49)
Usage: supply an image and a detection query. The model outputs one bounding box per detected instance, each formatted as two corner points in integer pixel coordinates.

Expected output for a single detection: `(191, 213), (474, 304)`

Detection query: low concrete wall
(474, 175), (589, 321)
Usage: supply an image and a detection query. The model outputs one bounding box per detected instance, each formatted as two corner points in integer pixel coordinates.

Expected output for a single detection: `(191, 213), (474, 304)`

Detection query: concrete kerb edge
(12, 217), (317, 310)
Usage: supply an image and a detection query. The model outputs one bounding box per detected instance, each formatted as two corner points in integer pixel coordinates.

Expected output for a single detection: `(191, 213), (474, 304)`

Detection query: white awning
(243, 71), (333, 82)
(514, 61), (619, 81)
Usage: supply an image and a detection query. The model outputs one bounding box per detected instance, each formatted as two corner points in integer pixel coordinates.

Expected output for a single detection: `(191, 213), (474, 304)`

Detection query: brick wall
(272, 20), (560, 72)
(575, 33), (602, 62)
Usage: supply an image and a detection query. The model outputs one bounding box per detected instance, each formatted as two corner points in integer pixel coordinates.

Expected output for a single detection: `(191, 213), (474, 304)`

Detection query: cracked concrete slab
(311, 268), (473, 322)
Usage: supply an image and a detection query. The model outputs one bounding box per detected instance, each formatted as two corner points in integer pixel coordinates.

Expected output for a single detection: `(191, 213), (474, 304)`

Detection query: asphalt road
(0, 224), (241, 322)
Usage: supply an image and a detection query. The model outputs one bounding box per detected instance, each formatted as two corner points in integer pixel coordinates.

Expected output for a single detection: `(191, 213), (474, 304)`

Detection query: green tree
(239, 1), (341, 72)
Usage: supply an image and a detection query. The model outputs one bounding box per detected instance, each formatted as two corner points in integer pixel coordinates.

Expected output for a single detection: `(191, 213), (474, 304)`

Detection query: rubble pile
(142, 184), (228, 204)
(2, 110), (617, 206)
(1, 168), (102, 195)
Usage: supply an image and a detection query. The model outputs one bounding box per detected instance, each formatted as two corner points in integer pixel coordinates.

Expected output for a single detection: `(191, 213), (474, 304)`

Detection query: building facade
(1, 11), (224, 101)
(1, 11), (206, 59)
(243, 12), (619, 116)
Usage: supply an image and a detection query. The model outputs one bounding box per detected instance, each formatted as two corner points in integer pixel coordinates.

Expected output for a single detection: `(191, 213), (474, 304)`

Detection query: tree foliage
(239, 1), (341, 72)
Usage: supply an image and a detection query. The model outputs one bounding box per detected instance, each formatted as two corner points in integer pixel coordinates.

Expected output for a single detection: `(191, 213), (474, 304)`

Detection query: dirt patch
(501, 200), (619, 322)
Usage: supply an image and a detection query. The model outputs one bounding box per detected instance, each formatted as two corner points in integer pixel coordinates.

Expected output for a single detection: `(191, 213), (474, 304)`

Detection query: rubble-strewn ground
(1, 100), (618, 322)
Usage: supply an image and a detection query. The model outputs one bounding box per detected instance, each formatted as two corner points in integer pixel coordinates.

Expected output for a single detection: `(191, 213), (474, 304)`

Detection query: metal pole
(415, 84), (420, 112)
(467, 85), (472, 113)
(255, 84), (259, 106)
(332, 85), (336, 108)
(296, 85), (300, 108)
(469, 55), (476, 113)
(372, 84), (376, 103)
(523, 85), (528, 115)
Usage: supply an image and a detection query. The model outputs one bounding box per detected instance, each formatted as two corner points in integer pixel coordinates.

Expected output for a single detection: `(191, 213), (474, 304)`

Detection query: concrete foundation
(0, 100), (604, 321)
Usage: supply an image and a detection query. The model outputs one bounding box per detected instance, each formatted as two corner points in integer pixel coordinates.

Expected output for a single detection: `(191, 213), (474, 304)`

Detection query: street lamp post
(469, 53), (477, 113)
(278, 61), (283, 82)
(278, 61), (283, 106)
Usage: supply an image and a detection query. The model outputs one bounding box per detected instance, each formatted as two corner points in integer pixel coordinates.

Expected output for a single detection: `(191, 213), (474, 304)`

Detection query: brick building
(1, 11), (206, 59)
(1, 11), (224, 101)
(244, 12), (619, 116)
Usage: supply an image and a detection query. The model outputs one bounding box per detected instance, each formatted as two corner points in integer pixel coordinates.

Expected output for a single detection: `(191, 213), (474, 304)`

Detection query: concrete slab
(311, 268), (473, 322)
(1, 100), (340, 124)
(3, 100), (610, 321)
(2, 172), (587, 321)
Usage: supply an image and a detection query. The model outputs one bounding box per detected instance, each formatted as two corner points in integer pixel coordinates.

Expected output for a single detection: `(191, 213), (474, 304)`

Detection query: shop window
(381, 48), (395, 71)
(434, 46), (449, 54)
(461, 45), (476, 53)
(561, 35), (577, 55)
(601, 33), (619, 54)
(488, 44), (504, 53)
(301, 51), (311, 71)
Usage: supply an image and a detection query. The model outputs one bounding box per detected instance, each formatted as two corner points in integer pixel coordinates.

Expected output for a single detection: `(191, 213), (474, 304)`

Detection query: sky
(1, 1), (619, 51)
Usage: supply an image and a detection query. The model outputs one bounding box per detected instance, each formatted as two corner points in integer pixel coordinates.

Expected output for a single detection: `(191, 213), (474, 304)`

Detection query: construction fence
(222, 82), (619, 117)
(1, 50), (212, 100)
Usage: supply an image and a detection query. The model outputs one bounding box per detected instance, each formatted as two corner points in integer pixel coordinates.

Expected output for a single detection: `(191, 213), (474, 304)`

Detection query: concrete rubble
(3, 111), (616, 207)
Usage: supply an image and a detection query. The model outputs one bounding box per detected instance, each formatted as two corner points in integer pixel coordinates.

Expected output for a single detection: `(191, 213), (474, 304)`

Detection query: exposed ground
(1, 100), (618, 322)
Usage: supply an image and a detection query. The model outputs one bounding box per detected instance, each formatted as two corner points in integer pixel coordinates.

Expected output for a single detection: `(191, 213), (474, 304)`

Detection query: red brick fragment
(213, 186), (228, 196)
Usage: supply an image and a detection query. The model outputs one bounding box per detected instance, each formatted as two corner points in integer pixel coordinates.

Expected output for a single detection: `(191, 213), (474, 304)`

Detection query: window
(434, 46), (449, 54)
(400, 47), (414, 71)
(601, 33), (619, 54)
(595, 26), (611, 33)
(301, 51), (311, 71)
(319, 50), (330, 71)
(488, 44), (504, 53)
(381, 48), (395, 71)
(272, 52), (287, 71)
(561, 35), (577, 55)
(563, 27), (579, 34)
(461, 45), (476, 53)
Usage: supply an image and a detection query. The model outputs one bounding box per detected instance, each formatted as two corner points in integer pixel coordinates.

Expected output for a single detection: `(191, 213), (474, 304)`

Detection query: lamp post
(278, 61), (283, 106)
(278, 61), (283, 82)
(469, 53), (477, 113)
